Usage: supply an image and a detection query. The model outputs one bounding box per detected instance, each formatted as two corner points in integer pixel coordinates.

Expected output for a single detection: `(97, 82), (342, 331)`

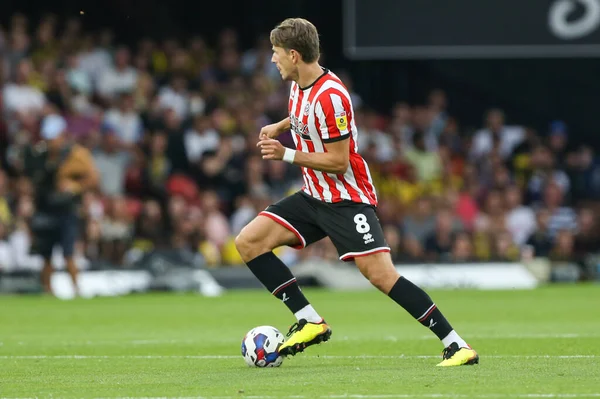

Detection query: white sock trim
(294, 305), (322, 323)
(441, 330), (468, 348)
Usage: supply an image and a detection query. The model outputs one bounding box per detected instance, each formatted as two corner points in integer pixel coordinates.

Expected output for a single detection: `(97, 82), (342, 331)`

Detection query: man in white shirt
(157, 75), (190, 120)
(93, 125), (131, 196)
(184, 114), (220, 164)
(103, 92), (143, 146)
(97, 46), (137, 101)
(470, 108), (524, 161)
(2, 59), (46, 118)
(504, 185), (536, 247)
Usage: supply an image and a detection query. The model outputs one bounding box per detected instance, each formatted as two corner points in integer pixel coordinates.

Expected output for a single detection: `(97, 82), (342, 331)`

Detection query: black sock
(388, 276), (453, 340)
(246, 252), (310, 314)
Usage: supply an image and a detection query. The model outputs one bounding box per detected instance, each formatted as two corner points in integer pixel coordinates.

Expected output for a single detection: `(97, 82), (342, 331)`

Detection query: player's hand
(58, 179), (81, 194)
(258, 122), (283, 140)
(257, 138), (285, 161)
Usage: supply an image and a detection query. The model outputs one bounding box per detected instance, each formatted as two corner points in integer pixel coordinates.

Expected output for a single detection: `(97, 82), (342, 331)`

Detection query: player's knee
(235, 230), (270, 262)
(366, 269), (394, 292)
(355, 254), (399, 293)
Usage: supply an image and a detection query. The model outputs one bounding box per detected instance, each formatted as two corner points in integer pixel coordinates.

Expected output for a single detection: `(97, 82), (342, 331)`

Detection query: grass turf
(1, 284), (599, 398)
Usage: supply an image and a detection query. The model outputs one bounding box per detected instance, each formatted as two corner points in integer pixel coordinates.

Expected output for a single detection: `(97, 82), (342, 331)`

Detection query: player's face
(46, 135), (65, 152)
(271, 46), (297, 81)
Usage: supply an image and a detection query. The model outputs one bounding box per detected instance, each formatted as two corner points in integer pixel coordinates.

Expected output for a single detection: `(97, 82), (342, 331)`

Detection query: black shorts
(260, 191), (390, 261)
(30, 211), (79, 259)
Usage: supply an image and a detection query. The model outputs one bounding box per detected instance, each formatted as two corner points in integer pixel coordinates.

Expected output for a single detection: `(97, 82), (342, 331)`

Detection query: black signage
(344, 0), (600, 58)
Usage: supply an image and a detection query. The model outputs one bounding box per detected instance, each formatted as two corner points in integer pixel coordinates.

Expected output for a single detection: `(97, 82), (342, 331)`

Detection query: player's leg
(40, 258), (54, 295)
(61, 212), (80, 296)
(321, 203), (477, 367)
(32, 228), (57, 295)
(235, 214), (319, 320)
(235, 192), (331, 356)
(353, 251), (478, 366)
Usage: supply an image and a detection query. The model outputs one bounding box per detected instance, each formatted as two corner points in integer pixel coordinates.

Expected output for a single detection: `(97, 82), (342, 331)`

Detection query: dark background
(352, 0), (600, 47)
(3, 0), (599, 145)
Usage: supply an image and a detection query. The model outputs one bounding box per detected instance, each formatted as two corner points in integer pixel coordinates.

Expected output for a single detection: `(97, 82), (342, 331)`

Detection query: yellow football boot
(436, 342), (479, 367)
(278, 319), (332, 356)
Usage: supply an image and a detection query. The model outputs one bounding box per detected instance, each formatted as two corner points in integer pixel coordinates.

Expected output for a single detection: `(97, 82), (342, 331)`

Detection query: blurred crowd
(0, 13), (599, 275)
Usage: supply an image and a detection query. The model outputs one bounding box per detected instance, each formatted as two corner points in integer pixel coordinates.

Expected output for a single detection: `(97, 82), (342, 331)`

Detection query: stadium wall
(2, 253), (592, 300)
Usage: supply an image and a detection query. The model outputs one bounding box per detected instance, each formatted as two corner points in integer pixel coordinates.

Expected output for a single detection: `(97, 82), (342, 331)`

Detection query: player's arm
(259, 117), (290, 139)
(258, 137), (349, 175)
(292, 139), (349, 174)
(57, 145), (99, 193)
(259, 90), (353, 174)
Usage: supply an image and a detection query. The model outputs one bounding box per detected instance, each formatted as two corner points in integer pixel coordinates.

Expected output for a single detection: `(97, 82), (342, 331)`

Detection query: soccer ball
(241, 325), (285, 367)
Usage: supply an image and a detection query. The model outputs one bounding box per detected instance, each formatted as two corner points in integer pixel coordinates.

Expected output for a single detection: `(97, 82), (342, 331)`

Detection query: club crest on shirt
(335, 111), (347, 130)
(290, 114), (309, 137)
(304, 103), (310, 116)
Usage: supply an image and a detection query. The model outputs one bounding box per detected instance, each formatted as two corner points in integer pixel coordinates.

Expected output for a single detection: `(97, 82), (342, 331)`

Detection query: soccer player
(24, 114), (99, 296)
(235, 18), (478, 367)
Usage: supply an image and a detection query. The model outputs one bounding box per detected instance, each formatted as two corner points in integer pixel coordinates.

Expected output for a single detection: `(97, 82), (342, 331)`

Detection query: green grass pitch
(1, 284), (600, 398)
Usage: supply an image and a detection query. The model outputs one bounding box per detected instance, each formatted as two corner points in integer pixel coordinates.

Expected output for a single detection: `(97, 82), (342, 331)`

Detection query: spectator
(132, 199), (168, 252)
(157, 74), (190, 120)
(100, 196), (133, 264)
(573, 208), (600, 261)
(452, 185), (479, 231)
(0, 222), (13, 270)
(230, 195), (257, 236)
(184, 114), (220, 164)
(527, 144), (570, 202)
(569, 146), (600, 201)
(491, 230), (520, 261)
(77, 31), (113, 86)
(383, 224), (403, 263)
(541, 182), (577, 238)
(2, 58), (46, 118)
(202, 190), (230, 250)
(93, 126), (131, 196)
(470, 108), (525, 161)
(356, 107), (394, 162)
(424, 209), (461, 262)
(505, 185), (536, 247)
(103, 92), (144, 146)
(404, 131), (442, 183)
(525, 209), (554, 258)
(474, 189), (506, 235)
(427, 88), (448, 138)
(547, 121), (570, 167)
(65, 53), (92, 96)
(549, 229), (575, 262)
(402, 196), (436, 246)
(145, 132), (172, 200)
(451, 232), (474, 262)
(97, 46), (137, 102)
(389, 102), (414, 149)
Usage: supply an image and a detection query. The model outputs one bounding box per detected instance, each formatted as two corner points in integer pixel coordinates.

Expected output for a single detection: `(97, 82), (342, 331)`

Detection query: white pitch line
(0, 355), (598, 360)
(1, 333), (597, 348)
(2, 394), (600, 399)
(418, 333), (599, 340)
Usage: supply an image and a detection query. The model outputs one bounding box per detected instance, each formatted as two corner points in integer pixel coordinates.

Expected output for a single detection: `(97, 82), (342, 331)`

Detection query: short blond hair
(270, 18), (320, 63)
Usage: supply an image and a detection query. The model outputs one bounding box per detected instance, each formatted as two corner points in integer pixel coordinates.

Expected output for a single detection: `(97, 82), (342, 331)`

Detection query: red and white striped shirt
(287, 69), (378, 206)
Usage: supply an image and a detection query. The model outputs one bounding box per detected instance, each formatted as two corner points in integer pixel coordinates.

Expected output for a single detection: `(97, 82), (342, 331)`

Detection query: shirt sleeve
(315, 90), (351, 143)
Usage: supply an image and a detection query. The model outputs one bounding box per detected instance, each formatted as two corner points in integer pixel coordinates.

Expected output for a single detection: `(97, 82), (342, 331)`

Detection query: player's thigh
(31, 229), (58, 262)
(60, 212), (80, 258)
(318, 203), (398, 291)
(237, 215), (298, 254)
(236, 192), (325, 259)
(317, 202), (390, 262)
